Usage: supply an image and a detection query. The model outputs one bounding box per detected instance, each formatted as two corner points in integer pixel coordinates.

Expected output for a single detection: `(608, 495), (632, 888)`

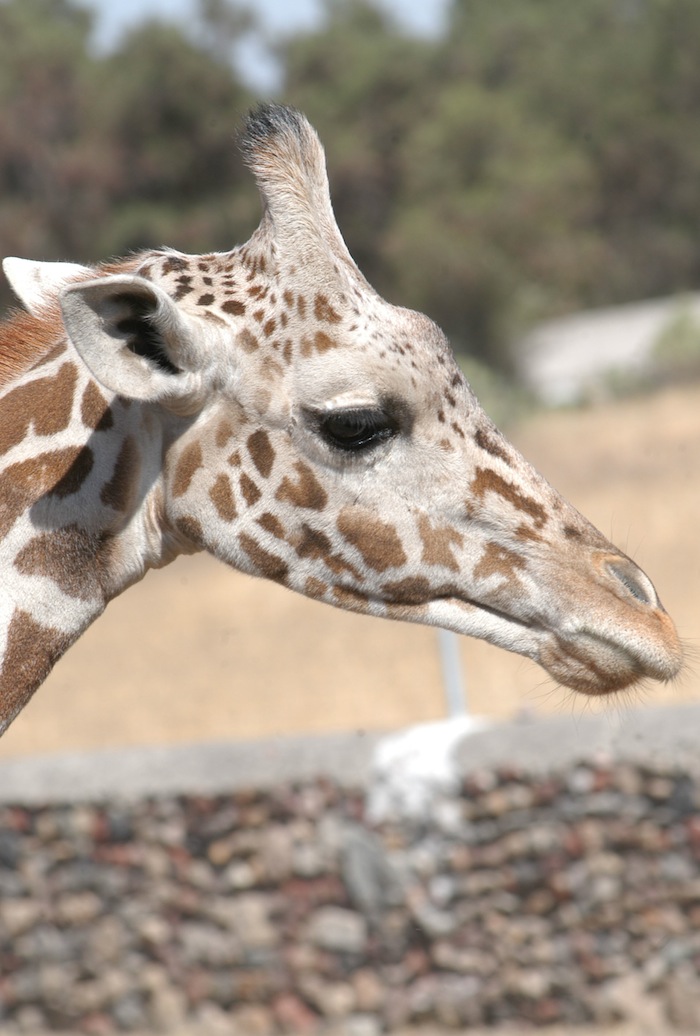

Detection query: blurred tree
(0, 0), (254, 312)
(4, 0), (700, 377)
(92, 18), (255, 257)
(385, 83), (597, 364)
(281, 0), (438, 292)
(0, 0), (98, 273)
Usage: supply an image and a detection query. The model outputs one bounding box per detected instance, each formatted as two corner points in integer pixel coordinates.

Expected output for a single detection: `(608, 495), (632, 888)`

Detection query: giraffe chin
(424, 596), (683, 698)
(537, 629), (684, 697)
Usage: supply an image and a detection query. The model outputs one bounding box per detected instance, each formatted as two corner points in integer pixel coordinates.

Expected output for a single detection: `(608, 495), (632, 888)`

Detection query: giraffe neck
(0, 318), (187, 732)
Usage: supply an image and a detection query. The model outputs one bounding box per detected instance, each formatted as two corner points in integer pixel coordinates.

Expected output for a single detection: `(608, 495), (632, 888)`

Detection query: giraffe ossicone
(0, 104), (682, 735)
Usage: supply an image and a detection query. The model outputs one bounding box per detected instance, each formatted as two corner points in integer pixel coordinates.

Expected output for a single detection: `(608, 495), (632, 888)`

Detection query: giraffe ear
(60, 274), (205, 410)
(3, 257), (92, 315)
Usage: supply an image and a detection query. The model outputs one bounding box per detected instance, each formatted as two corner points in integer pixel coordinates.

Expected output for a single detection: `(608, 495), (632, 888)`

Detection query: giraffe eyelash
(311, 406), (399, 454)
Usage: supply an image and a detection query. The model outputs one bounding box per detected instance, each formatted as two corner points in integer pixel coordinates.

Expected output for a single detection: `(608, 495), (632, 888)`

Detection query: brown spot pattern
(301, 331), (336, 356)
(222, 299), (245, 316)
(238, 329), (259, 353)
(176, 515), (203, 544)
(31, 342), (68, 372)
(470, 467), (548, 529)
(50, 446), (94, 499)
(474, 426), (512, 466)
(337, 507), (407, 573)
(515, 523), (543, 543)
(216, 419), (234, 449)
(305, 576), (328, 598)
(331, 586), (372, 614)
(240, 472), (261, 507)
(474, 542), (526, 585)
(418, 514), (463, 572)
(0, 362), (78, 456)
(81, 382), (114, 432)
(15, 526), (102, 601)
(247, 430), (275, 479)
(173, 442), (203, 498)
(257, 512), (285, 538)
(101, 437), (139, 512)
(0, 448), (89, 538)
(0, 610), (72, 728)
(239, 533), (288, 582)
(209, 474), (237, 522)
(382, 576), (432, 605)
(293, 524), (363, 581)
(0, 308), (66, 390)
(314, 294), (342, 323)
(276, 461), (328, 511)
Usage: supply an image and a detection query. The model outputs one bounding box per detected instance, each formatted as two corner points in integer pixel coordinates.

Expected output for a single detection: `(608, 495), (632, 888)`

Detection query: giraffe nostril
(606, 560), (658, 609)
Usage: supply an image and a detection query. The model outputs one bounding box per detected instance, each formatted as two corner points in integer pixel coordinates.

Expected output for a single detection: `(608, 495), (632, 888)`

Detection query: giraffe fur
(0, 104), (682, 735)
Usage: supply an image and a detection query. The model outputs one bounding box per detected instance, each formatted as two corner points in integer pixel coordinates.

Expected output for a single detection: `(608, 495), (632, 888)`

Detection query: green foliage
(0, 0), (254, 310)
(3, 0), (700, 391)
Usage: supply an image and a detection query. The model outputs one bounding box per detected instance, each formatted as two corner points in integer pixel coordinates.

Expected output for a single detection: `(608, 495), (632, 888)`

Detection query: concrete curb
(0, 703), (697, 804)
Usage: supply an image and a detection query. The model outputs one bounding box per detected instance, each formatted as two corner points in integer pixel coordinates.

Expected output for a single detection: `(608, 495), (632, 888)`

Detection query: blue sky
(76, 0), (449, 92)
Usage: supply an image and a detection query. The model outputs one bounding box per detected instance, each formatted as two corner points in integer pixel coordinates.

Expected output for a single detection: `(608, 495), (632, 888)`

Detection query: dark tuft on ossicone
(239, 104), (307, 166)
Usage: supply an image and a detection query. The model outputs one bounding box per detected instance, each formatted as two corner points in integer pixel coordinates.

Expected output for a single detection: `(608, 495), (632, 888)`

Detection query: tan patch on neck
(100, 437), (140, 513)
(0, 609), (72, 729)
(0, 361), (78, 455)
(14, 526), (103, 601)
(0, 306), (66, 389)
(0, 446), (94, 538)
(81, 381), (114, 432)
(337, 507), (407, 573)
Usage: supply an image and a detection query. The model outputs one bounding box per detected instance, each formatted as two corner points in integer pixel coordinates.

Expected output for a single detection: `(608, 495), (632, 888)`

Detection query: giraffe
(0, 104), (682, 736)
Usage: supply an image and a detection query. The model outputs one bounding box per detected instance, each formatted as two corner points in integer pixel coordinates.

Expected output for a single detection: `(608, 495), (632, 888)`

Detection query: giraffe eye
(318, 408), (397, 452)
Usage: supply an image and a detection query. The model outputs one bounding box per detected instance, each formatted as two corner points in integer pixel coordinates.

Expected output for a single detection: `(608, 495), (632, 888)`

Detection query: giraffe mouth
(327, 580), (682, 697)
(411, 593), (682, 697)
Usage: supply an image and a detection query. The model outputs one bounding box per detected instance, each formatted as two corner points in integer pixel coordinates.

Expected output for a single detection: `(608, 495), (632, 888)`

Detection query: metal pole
(437, 628), (467, 717)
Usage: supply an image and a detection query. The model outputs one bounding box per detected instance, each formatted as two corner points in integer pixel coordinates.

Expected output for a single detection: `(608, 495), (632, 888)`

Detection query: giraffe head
(4, 105), (682, 700)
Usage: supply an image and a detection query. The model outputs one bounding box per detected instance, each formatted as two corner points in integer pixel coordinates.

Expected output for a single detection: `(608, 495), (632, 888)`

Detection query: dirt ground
(1, 383), (699, 760)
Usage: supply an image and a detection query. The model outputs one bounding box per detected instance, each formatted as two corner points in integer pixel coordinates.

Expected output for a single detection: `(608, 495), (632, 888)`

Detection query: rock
(148, 984), (188, 1032)
(0, 898), (44, 937)
(665, 968), (700, 1030)
(223, 859), (259, 889)
(299, 974), (356, 1018)
(351, 969), (385, 1013)
(292, 841), (326, 877)
(306, 907), (368, 954)
(272, 992), (321, 1033)
(431, 941), (497, 975)
(212, 893), (278, 951)
(228, 1004), (275, 1035)
(341, 824), (403, 915)
(179, 921), (242, 967)
(53, 891), (103, 926)
(259, 825), (295, 882)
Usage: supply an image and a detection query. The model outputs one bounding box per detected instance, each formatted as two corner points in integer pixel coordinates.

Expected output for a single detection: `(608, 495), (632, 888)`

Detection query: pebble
(0, 766), (698, 1031)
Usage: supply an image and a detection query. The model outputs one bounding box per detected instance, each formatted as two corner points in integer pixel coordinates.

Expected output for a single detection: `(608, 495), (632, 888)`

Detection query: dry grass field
(1, 383), (699, 760)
